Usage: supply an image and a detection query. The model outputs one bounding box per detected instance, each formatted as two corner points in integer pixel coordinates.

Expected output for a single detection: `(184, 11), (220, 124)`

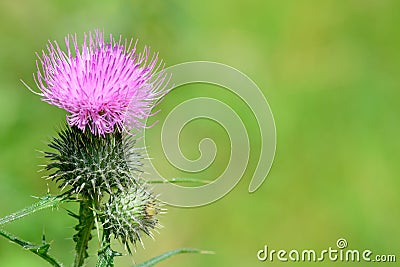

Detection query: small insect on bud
(101, 185), (164, 252)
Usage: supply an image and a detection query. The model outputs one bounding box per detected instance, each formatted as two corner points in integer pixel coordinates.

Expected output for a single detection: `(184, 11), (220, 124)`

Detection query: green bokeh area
(1, 0), (399, 266)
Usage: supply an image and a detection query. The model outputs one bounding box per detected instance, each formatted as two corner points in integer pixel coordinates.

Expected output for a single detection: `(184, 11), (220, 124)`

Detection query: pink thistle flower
(30, 29), (169, 136)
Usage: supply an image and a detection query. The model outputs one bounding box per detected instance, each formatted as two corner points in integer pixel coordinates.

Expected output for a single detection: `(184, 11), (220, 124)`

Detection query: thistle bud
(44, 126), (142, 197)
(101, 186), (163, 252)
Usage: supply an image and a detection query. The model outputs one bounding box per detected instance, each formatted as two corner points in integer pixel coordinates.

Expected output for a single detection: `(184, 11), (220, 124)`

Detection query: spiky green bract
(101, 186), (163, 253)
(45, 126), (142, 197)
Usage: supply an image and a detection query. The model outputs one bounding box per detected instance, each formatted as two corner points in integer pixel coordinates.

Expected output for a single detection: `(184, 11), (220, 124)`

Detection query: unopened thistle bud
(101, 186), (163, 252)
(45, 126), (142, 197)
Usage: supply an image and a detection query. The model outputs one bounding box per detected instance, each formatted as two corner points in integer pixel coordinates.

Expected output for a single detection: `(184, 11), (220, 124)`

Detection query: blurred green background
(1, 0), (399, 266)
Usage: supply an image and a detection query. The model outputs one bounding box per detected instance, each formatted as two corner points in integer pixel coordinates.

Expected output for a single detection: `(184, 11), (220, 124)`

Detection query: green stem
(146, 177), (211, 184)
(0, 228), (63, 267)
(73, 196), (95, 267)
(0, 195), (64, 226)
(134, 248), (214, 267)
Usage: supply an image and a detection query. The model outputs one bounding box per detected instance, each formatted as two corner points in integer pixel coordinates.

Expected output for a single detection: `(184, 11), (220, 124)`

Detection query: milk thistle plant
(0, 30), (207, 266)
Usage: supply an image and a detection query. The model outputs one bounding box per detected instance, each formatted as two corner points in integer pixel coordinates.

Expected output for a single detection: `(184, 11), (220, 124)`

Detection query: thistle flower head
(45, 126), (142, 197)
(101, 186), (163, 252)
(34, 29), (168, 136)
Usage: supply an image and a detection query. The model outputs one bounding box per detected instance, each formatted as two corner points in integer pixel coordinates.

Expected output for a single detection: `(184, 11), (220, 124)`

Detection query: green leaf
(0, 228), (63, 267)
(96, 246), (114, 267)
(96, 242), (122, 267)
(0, 195), (65, 226)
(134, 248), (214, 267)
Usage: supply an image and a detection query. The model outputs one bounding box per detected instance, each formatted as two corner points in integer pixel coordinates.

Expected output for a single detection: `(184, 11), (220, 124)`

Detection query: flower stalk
(73, 196), (97, 267)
